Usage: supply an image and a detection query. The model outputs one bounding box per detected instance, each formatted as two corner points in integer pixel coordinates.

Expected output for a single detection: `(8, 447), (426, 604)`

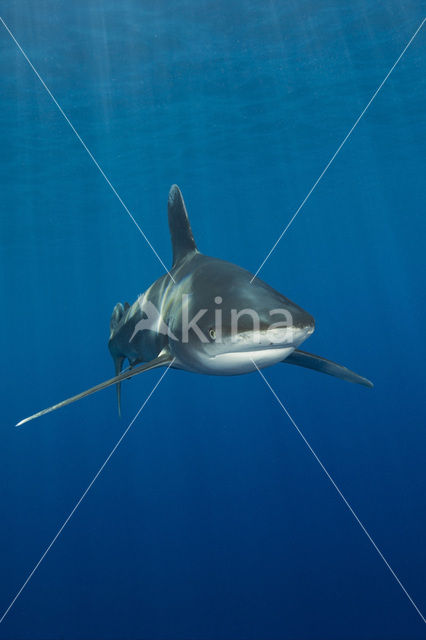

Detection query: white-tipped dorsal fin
(168, 185), (197, 267)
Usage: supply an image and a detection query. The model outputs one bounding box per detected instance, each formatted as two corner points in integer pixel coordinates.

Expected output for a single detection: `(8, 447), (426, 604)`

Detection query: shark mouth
(206, 346), (296, 375)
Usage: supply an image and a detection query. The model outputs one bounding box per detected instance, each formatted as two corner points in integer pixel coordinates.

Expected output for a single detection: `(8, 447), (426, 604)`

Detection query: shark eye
(209, 328), (216, 340)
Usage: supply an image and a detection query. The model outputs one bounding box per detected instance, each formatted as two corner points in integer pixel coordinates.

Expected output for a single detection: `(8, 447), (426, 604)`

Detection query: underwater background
(1, 1), (425, 639)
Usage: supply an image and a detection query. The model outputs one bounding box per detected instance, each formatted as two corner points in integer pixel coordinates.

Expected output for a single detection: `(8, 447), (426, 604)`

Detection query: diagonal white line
(252, 361), (426, 625)
(0, 16), (175, 283)
(0, 360), (175, 626)
(250, 17), (425, 283)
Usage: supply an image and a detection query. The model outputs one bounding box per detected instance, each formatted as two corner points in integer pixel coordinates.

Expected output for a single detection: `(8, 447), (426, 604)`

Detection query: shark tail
(109, 301), (131, 417)
(114, 356), (125, 417)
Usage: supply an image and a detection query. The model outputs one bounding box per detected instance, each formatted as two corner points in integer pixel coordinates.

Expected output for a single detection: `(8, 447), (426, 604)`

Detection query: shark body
(17, 185), (372, 426)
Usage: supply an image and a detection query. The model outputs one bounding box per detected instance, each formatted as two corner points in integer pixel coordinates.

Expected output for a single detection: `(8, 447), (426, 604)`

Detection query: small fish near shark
(17, 185), (372, 426)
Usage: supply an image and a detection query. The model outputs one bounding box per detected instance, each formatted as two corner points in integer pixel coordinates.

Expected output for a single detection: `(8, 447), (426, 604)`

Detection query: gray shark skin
(17, 185), (372, 426)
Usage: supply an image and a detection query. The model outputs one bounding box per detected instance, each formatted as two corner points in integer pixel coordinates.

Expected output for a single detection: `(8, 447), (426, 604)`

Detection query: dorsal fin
(168, 185), (197, 267)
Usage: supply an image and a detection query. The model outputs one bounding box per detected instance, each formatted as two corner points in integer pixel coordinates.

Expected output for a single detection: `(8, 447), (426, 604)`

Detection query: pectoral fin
(283, 350), (373, 388)
(16, 352), (173, 426)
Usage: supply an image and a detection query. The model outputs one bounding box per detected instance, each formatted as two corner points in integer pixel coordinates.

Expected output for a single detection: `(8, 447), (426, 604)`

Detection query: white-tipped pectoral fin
(283, 349), (373, 388)
(16, 351), (173, 426)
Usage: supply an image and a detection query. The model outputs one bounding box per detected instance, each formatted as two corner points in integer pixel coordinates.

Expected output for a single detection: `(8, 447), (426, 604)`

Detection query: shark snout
(287, 304), (315, 330)
(290, 308), (315, 347)
(286, 299), (314, 327)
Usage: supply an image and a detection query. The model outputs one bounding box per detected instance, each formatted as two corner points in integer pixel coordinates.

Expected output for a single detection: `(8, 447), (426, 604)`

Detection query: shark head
(168, 255), (315, 375)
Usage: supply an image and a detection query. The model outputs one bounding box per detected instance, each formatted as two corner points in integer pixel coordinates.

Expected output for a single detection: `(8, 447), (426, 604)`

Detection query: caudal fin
(114, 356), (125, 417)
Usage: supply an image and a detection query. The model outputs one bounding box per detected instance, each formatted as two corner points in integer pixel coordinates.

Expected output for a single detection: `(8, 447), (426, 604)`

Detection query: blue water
(1, 2), (425, 639)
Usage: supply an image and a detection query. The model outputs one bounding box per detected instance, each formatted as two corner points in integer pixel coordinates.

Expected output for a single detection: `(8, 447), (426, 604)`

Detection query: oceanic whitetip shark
(17, 185), (372, 426)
